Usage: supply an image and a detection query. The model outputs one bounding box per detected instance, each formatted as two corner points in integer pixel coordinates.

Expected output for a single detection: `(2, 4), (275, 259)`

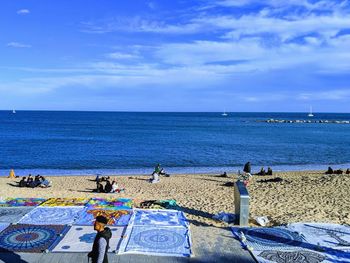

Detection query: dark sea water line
(1, 111), (350, 176)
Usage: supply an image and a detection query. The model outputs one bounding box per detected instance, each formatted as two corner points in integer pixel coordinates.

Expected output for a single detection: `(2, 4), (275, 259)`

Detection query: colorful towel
(0, 198), (46, 207)
(86, 198), (132, 210)
(131, 209), (188, 227)
(0, 207), (34, 223)
(119, 225), (192, 257)
(0, 223), (9, 233)
(75, 209), (132, 226)
(232, 223), (350, 263)
(0, 224), (66, 252)
(135, 199), (178, 210)
(17, 207), (85, 225)
(40, 198), (89, 207)
(52, 225), (126, 252)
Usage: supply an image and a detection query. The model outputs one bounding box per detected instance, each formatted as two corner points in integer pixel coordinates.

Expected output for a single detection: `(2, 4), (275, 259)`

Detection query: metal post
(234, 181), (250, 226)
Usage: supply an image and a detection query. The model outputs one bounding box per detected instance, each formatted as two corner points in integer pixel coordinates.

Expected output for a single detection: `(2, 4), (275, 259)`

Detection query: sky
(0, 0), (350, 112)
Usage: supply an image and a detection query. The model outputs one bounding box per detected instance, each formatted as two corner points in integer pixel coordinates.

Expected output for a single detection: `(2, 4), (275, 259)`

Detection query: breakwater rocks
(259, 119), (350, 124)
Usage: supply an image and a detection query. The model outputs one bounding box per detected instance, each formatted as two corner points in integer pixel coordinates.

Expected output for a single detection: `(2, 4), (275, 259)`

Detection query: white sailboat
(222, 110), (228, 116)
(308, 106), (314, 117)
(12, 109), (16, 114)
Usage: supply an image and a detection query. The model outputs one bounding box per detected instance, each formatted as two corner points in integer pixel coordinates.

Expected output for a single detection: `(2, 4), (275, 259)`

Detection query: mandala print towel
(119, 225), (192, 257)
(52, 225), (126, 252)
(0, 224), (66, 252)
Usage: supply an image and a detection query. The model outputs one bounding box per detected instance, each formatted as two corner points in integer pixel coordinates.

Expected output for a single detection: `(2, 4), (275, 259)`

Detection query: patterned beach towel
(134, 199), (178, 210)
(52, 225), (126, 253)
(86, 198), (132, 210)
(75, 209), (132, 226)
(0, 224), (66, 252)
(131, 209), (189, 227)
(119, 225), (192, 257)
(40, 198), (90, 207)
(0, 223), (9, 233)
(0, 198), (46, 207)
(0, 207), (34, 223)
(232, 224), (350, 263)
(17, 207), (85, 225)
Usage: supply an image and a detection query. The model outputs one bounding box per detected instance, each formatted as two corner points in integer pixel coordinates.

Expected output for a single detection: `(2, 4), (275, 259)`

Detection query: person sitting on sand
(104, 180), (112, 193)
(111, 180), (125, 193)
(95, 182), (104, 193)
(159, 168), (170, 177)
(346, 168), (350, 175)
(219, 172), (228, 177)
(325, 166), (334, 174)
(257, 167), (266, 176)
(19, 177), (27, 187)
(266, 167), (273, 176)
(150, 172), (160, 184)
(154, 164), (161, 174)
(39, 176), (51, 188)
(26, 177), (36, 188)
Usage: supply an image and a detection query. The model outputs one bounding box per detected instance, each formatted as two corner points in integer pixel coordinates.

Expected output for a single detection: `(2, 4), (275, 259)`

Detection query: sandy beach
(1, 171), (349, 226)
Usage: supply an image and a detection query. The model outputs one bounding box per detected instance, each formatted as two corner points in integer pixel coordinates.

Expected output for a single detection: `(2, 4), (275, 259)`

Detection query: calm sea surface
(1, 111), (350, 176)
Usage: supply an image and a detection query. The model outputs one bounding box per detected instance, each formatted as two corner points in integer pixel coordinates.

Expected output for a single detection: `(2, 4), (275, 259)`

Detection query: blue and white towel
(130, 209), (188, 227)
(17, 206), (85, 225)
(232, 223), (350, 263)
(119, 225), (192, 257)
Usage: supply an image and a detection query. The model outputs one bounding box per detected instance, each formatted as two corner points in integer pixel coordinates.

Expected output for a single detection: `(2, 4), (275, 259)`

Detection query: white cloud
(6, 42), (31, 48)
(106, 52), (139, 60)
(17, 9), (30, 15)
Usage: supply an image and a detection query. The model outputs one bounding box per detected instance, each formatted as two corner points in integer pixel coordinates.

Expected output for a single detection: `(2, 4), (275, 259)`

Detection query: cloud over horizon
(1, 0), (350, 112)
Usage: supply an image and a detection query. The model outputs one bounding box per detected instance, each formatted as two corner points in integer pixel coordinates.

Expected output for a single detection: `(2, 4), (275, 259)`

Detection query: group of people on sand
(18, 174), (51, 188)
(325, 167), (350, 175)
(94, 176), (124, 193)
(149, 164), (170, 183)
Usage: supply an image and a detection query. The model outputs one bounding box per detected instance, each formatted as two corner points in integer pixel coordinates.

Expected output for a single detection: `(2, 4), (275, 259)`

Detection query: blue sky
(1, 0), (350, 112)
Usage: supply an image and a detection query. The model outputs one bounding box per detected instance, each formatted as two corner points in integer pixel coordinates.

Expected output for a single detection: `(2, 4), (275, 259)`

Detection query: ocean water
(1, 111), (350, 176)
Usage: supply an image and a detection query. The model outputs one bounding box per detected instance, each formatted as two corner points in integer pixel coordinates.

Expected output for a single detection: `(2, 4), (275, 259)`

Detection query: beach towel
(0, 224), (66, 252)
(135, 199), (178, 210)
(17, 207), (85, 225)
(75, 209), (132, 226)
(232, 224), (350, 263)
(0, 207), (33, 223)
(40, 198), (89, 207)
(0, 223), (9, 233)
(119, 225), (192, 257)
(0, 198), (46, 207)
(86, 198), (133, 210)
(52, 225), (126, 253)
(131, 209), (188, 227)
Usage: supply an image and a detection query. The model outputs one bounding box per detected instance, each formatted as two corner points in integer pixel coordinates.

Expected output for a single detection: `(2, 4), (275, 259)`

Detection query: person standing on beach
(243, 162), (251, 174)
(88, 216), (112, 263)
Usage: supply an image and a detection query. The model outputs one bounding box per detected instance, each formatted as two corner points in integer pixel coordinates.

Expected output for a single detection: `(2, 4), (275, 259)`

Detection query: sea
(1, 111), (350, 176)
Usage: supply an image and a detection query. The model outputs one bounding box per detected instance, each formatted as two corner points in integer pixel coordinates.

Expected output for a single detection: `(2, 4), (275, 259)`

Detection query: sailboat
(308, 106), (314, 117)
(12, 110), (16, 114)
(222, 110), (228, 116)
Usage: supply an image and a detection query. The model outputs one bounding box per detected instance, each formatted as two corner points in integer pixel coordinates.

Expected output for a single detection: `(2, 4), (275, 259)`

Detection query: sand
(1, 171), (349, 226)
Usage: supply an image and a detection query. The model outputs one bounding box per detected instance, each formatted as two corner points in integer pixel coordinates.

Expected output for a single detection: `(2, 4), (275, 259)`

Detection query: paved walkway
(0, 226), (256, 263)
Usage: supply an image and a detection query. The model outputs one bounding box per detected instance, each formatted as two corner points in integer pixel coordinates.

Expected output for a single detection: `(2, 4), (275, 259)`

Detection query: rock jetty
(260, 119), (350, 124)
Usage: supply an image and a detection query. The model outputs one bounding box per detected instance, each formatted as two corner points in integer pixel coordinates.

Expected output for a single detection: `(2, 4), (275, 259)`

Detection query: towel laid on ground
(232, 223), (350, 263)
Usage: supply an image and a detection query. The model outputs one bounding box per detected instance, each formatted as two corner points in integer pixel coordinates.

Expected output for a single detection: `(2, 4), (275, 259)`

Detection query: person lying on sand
(110, 180), (125, 193)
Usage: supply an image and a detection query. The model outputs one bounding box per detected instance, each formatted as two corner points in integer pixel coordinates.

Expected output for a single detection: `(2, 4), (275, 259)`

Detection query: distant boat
(222, 110), (228, 116)
(12, 110), (16, 114)
(308, 106), (314, 117)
